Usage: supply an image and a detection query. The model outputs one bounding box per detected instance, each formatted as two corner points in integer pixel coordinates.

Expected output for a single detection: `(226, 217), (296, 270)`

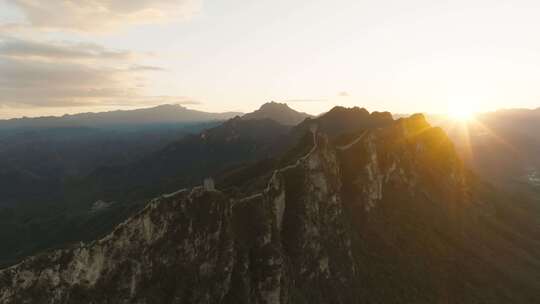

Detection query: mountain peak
(397, 113), (431, 134)
(258, 101), (291, 110)
(326, 105), (370, 116)
(293, 106), (394, 137)
(242, 101), (312, 125)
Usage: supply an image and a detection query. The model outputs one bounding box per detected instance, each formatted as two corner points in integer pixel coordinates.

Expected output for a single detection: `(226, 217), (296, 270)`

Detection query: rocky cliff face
(1, 114), (537, 303)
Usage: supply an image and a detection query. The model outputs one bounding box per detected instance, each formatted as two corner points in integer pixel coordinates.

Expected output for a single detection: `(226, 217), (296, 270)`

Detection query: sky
(1, 0), (540, 119)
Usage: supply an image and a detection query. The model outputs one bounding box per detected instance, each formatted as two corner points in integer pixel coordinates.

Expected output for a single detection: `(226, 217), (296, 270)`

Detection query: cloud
(338, 91), (350, 97)
(5, 0), (200, 32)
(0, 57), (135, 107)
(0, 23), (27, 34)
(0, 37), (134, 62)
(0, 37), (185, 108)
(129, 64), (167, 72)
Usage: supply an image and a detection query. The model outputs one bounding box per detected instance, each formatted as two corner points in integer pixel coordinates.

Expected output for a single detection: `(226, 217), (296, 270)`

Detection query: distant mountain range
(0, 104), (242, 129)
(0, 101), (313, 129)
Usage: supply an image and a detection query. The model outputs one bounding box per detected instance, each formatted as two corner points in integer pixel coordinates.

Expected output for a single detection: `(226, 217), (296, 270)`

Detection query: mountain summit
(242, 101), (312, 125)
(293, 106), (394, 137)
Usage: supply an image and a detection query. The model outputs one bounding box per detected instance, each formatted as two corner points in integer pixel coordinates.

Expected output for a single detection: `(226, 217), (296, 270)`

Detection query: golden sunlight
(447, 102), (476, 122)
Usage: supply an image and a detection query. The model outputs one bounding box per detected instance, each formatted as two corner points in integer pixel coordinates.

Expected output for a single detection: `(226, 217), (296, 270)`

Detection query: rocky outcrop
(2, 114), (534, 304)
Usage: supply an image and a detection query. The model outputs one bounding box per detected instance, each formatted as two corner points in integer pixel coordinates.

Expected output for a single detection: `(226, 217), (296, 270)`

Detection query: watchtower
(203, 178), (215, 191)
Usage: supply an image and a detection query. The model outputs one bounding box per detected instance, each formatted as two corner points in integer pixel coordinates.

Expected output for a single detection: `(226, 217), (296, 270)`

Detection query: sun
(449, 108), (475, 121)
(447, 104), (476, 121)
